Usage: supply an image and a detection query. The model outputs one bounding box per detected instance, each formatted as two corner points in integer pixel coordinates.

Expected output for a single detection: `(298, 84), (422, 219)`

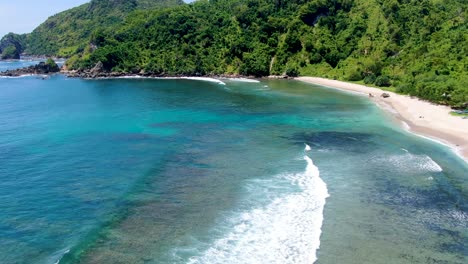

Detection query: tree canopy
(22, 0), (184, 57)
(0, 33), (26, 59)
(2, 0), (467, 108)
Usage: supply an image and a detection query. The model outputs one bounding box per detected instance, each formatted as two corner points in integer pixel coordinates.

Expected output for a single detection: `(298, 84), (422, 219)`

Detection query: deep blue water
(0, 62), (466, 264)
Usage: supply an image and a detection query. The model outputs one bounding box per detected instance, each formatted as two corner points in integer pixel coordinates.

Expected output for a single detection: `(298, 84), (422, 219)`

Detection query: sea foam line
(225, 78), (260, 83)
(0, 74), (46, 79)
(91, 76), (227, 85)
(182, 77), (226, 85)
(383, 151), (443, 172)
(53, 248), (70, 264)
(186, 146), (329, 264)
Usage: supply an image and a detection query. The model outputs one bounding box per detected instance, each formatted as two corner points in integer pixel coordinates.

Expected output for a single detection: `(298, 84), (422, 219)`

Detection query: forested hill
(0, 0), (184, 58)
(65, 0), (466, 108)
(1, 0), (467, 108)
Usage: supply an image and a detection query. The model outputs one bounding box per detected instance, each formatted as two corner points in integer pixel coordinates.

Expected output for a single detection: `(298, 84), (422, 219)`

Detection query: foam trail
(227, 78), (260, 83)
(0, 74), (40, 79)
(186, 154), (329, 264)
(385, 153), (443, 172)
(116, 75), (144, 79)
(305, 144), (312, 151)
(53, 248), (70, 264)
(182, 77), (226, 85)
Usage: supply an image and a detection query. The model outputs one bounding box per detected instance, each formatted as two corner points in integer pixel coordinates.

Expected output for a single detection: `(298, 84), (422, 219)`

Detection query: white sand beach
(297, 77), (468, 160)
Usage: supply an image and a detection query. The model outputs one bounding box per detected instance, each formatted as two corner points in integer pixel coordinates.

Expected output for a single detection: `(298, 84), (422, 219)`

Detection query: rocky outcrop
(66, 62), (180, 78)
(0, 33), (26, 60)
(90, 61), (104, 74)
(0, 60), (60, 76)
(66, 61), (113, 78)
(63, 62), (261, 79)
(66, 70), (128, 79)
(381, 93), (390, 98)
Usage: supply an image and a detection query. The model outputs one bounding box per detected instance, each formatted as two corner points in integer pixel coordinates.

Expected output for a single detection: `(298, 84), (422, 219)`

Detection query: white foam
(400, 120), (411, 130)
(186, 155), (329, 264)
(182, 77), (226, 85)
(449, 209), (468, 222)
(385, 153), (443, 172)
(92, 76), (227, 85)
(53, 248), (70, 264)
(116, 75), (144, 79)
(420, 155), (443, 172)
(399, 120), (467, 163)
(305, 144), (312, 151)
(227, 78), (260, 83)
(0, 74), (38, 79)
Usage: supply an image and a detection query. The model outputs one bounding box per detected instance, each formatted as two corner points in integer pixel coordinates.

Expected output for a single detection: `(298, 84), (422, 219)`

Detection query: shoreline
(296, 77), (468, 161)
(3, 70), (466, 160)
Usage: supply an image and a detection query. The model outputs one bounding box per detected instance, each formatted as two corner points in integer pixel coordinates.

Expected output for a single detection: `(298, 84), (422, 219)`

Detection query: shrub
(363, 74), (376, 84)
(346, 70), (362, 81)
(375, 76), (391, 87)
(285, 63), (300, 77)
(45, 58), (60, 72)
(1, 45), (19, 59)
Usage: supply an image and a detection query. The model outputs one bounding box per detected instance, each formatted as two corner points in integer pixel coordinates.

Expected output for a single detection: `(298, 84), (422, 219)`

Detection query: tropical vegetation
(0, 33), (27, 59)
(1, 0), (467, 108)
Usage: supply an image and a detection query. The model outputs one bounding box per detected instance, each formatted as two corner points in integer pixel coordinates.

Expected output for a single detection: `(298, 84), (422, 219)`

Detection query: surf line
(303, 143), (329, 263)
(186, 144), (329, 264)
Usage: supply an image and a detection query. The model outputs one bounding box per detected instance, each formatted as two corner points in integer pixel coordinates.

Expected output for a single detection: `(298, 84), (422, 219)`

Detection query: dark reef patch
(287, 131), (377, 154)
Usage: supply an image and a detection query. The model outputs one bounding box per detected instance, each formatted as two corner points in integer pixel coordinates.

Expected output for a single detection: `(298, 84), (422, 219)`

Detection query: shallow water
(0, 68), (466, 264)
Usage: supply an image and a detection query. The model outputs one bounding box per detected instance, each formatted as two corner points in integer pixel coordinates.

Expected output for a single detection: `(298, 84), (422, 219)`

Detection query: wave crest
(186, 153), (329, 264)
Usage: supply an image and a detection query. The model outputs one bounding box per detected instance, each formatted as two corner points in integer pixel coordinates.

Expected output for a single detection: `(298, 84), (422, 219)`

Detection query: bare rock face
(90, 61), (104, 74)
(66, 61), (112, 78)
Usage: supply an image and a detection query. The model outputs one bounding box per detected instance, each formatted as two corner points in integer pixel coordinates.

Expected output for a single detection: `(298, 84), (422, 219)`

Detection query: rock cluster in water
(0, 60), (60, 76)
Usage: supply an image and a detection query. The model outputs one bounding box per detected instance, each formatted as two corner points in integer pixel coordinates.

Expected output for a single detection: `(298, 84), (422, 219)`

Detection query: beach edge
(296, 76), (468, 162)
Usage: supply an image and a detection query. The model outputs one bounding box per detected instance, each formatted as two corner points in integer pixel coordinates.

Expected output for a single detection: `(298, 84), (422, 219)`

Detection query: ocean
(0, 61), (466, 264)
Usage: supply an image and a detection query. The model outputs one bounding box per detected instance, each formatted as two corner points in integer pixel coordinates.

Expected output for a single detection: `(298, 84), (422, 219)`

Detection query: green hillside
(69, 0), (466, 108)
(23, 0), (184, 57)
(0, 0), (466, 108)
(0, 33), (27, 59)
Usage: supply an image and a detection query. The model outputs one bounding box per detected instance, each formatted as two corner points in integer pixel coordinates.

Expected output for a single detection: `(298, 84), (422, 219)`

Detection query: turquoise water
(0, 63), (466, 264)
